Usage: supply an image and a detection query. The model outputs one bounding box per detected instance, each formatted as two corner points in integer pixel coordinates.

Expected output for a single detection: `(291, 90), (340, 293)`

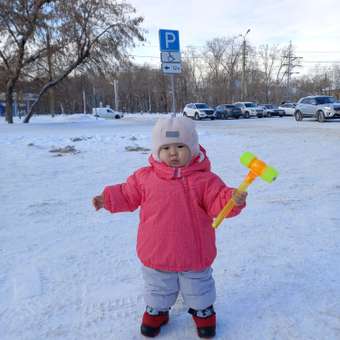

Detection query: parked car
(294, 95), (340, 122)
(233, 102), (264, 118)
(278, 102), (296, 116)
(182, 103), (216, 120)
(214, 104), (242, 119)
(92, 106), (123, 119)
(260, 104), (285, 117)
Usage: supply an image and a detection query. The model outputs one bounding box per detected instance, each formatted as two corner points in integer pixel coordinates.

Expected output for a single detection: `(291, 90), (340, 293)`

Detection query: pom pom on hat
(152, 116), (199, 160)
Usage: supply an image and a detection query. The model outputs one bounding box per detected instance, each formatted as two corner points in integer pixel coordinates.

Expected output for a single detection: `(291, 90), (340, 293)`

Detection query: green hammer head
(240, 151), (256, 167)
(240, 151), (278, 183)
(260, 165), (278, 183)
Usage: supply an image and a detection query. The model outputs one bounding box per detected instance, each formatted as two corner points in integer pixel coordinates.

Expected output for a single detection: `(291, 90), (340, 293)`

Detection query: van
(92, 106), (123, 119)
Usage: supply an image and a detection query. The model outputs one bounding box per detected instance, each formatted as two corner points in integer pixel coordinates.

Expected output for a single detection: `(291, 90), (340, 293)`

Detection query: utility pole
(83, 90), (86, 114)
(282, 41), (302, 101)
(113, 79), (119, 111)
(241, 29), (251, 101)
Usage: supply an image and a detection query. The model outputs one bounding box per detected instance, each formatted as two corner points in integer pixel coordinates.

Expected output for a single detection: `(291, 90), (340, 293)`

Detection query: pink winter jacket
(103, 146), (245, 272)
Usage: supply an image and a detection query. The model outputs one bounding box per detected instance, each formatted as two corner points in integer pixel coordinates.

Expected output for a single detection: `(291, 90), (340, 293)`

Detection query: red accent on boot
(193, 314), (216, 338)
(142, 311), (169, 328)
(192, 314), (216, 328)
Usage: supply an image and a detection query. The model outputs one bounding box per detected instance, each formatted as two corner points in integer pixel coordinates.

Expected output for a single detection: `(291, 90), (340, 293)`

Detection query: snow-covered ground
(1, 114), (340, 340)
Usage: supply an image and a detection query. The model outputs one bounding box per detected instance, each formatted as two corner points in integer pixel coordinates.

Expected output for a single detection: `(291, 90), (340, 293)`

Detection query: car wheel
(267, 113), (272, 118)
(195, 112), (200, 120)
(216, 112), (221, 119)
(317, 110), (326, 123)
(294, 110), (303, 121)
(244, 111), (250, 119)
(183, 112), (187, 117)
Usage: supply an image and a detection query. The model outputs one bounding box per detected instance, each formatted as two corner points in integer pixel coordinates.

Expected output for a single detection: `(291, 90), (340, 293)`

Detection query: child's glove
(92, 194), (104, 211)
(232, 189), (247, 206)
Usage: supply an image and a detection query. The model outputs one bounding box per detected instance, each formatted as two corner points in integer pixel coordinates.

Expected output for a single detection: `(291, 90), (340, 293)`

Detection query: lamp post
(240, 29), (251, 101)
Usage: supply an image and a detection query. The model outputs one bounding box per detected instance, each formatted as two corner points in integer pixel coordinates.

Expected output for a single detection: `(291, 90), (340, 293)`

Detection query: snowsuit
(103, 146), (245, 308)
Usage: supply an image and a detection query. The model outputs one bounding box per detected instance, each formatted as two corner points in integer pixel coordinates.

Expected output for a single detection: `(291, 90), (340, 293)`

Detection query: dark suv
(214, 104), (242, 119)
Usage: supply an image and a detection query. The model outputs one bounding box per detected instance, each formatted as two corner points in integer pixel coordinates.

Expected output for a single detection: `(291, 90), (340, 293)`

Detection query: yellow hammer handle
(212, 199), (236, 228)
(212, 180), (252, 229)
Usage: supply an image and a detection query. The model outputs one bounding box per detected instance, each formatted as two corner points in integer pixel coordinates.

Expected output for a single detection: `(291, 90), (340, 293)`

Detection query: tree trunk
(5, 83), (14, 124)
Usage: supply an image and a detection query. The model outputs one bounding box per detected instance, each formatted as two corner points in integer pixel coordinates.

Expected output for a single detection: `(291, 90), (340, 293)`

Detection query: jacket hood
(148, 145), (211, 179)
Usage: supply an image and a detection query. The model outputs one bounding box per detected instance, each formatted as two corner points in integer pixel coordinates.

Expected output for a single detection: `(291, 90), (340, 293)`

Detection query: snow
(1, 114), (340, 340)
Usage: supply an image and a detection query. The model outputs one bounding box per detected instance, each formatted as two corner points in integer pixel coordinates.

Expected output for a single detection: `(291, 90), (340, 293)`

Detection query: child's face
(159, 143), (191, 167)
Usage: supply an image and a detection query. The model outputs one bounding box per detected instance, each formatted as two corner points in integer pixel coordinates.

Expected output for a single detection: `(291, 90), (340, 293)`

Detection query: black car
(260, 104), (285, 117)
(214, 104), (242, 119)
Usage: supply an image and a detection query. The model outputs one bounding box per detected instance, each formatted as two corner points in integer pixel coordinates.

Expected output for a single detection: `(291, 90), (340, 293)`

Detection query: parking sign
(159, 29), (180, 52)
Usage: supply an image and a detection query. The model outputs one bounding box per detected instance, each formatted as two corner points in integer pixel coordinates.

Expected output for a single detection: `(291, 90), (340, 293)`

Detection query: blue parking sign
(159, 29), (180, 52)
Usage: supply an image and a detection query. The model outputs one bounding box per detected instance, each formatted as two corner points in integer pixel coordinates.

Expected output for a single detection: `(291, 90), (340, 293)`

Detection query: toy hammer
(212, 152), (278, 229)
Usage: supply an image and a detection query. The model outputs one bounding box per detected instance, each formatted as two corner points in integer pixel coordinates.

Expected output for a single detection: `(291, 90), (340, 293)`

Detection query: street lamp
(240, 29), (251, 101)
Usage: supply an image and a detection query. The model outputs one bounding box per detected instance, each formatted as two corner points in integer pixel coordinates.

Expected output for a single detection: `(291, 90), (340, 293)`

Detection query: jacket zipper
(182, 176), (202, 266)
(174, 167), (181, 178)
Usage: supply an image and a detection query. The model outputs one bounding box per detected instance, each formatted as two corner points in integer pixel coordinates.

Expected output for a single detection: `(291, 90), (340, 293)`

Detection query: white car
(278, 103), (296, 116)
(92, 107), (123, 119)
(294, 96), (340, 122)
(182, 103), (216, 120)
(233, 102), (264, 118)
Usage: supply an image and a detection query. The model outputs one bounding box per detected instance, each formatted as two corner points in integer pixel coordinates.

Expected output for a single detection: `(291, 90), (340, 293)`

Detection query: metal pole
(113, 79), (119, 111)
(83, 90), (86, 114)
(241, 29), (250, 101)
(171, 74), (176, 115)
(241, 38), (246, 101)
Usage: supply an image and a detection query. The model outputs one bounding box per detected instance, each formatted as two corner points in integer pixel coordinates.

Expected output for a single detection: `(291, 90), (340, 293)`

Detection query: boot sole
(141, 318), (169, 337)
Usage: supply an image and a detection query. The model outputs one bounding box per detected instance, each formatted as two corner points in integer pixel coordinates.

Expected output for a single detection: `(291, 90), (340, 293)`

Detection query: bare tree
(22, 0), (144, 122)
(220, 37), (241, 102)
(204, 38), (228, 104)
(0, 0), (51, 123)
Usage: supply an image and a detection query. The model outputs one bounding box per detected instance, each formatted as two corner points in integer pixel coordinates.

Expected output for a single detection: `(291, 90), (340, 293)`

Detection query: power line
(136, 44), (340, 54)
(128, 54), (340, 64)
(301, 60), (340, 64)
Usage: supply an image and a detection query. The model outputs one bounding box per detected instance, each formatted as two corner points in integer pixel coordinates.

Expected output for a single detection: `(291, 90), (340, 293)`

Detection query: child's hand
(92, 194), (104, 211)
(232, 189), (247, 206)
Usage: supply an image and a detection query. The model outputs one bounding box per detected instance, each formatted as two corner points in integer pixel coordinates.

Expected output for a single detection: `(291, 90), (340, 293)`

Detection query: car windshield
(244, 103), (256, 108)
(196, 103), (210, 109)
(225, 105), (235, 108)
(315, 96), (336, 104)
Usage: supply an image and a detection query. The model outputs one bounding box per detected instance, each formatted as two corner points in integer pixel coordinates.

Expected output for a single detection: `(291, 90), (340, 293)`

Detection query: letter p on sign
(165, 32), (176, 48)
(159, 29), (180, 52)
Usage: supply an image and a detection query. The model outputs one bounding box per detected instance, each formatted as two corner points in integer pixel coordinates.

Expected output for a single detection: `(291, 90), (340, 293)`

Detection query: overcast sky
(128, 0), (340, 75)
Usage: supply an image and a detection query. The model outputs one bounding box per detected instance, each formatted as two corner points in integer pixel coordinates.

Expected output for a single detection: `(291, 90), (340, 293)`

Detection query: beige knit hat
(152, 116), (199, 160)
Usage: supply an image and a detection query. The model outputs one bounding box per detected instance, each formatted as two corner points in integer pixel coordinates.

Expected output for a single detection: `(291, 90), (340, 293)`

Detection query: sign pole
(171, 74), (176, 115)
(159, 29), (181, 116)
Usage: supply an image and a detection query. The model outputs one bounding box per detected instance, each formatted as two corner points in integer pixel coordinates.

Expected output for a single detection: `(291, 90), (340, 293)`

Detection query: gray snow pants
(142, 266), (216, 311)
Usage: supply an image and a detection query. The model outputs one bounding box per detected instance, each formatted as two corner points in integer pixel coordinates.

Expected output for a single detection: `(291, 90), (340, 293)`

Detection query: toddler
(93, 116), (247, 338)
